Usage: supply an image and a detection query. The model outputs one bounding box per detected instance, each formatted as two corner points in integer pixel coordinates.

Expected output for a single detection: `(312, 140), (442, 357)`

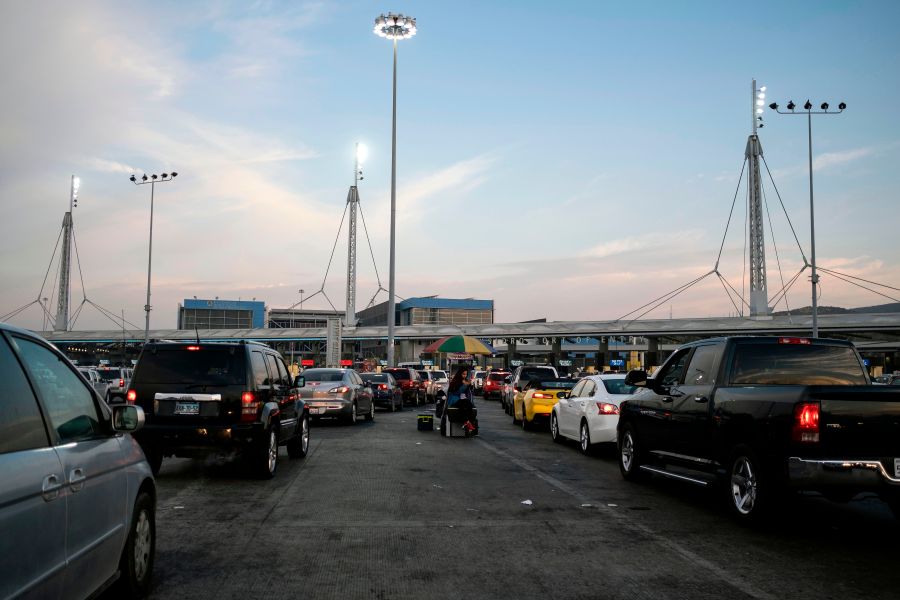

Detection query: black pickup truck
(618, 336), (900, 522)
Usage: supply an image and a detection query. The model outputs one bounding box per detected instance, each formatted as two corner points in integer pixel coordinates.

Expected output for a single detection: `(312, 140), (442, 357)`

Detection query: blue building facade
(178, 299), (266, 329)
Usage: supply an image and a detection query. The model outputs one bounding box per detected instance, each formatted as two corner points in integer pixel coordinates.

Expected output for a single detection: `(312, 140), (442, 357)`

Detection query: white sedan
(550, 374), (637, 454)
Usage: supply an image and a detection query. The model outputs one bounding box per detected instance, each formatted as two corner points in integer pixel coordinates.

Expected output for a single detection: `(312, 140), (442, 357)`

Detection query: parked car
(482, 371), (510, 400)
(0, 322), (156, 599)
(512, 377), (577, 430)
(97, 366), (134, 403)
(78, 366), (111, 400)
(618, 336), (900, 522)
(128, 341), (310, 478)
(360, 372), (403, 412)
(503, 365), (559, 414)
(383, 367), (424, 406)
(299, 368), (375, 423)
(551, 374), (637, 453)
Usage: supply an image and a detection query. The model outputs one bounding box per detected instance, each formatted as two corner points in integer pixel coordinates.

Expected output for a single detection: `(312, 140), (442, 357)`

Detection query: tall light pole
(374, 12), (416, 367)
(769, 98), (846, 337)
(130, 171), (178, 343)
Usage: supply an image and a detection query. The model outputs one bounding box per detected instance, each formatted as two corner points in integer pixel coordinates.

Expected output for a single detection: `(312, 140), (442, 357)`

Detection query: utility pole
(54, 175), (79, 331)
(345, 143), (365, 328)
(747, 79), (770, 317)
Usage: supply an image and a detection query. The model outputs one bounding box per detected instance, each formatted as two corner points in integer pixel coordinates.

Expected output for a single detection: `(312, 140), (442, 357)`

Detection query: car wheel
(142, 443), (163, 476)
(618, 424), (647, 481)
(396, 395), (403, 411)
(579, 420), (592, 455)
(112, 490), (155, 598)
(885, 493), (900, 520)
(348, 403), (358, 425)
(521, 404), (531, 431)
(726, 445), (774, 523)
(390, 397), (396, 412)
(287, 414), (310, 458)
(511, 403), (520, 425)
(253, 427), (278, 479)
(550, 414), (562, 443)
(365, 400), (375, 422)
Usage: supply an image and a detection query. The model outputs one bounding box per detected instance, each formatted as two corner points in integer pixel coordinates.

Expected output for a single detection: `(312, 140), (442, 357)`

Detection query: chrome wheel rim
(621, 432), (634, 472)
(267, 431), (277, 473)
(133, 509), (151, 581)
(551, 415), (558, 439)
(351, 404), (357, 423)
(731, 456), (757, 515)
(301, 417), (309, 453)
(521, 405), (527, 428)
(580, 424), (589, 451)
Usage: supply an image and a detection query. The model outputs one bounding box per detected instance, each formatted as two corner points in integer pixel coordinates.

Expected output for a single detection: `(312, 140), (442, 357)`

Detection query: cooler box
(417, 413), (434, 431)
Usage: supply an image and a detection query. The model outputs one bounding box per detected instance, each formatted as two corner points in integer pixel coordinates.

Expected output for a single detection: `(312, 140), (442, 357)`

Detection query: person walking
(445, 367), (477, 435)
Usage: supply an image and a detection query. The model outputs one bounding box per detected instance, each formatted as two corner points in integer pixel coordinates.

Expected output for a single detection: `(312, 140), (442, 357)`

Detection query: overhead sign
(99, 359), (110, 365)
(421, 359), (434, 366)
(610, 359), (625, 367)
(301, 359), (315, 367)
(447, 353), (472, 360)
(558, 359), (573, 366)
(510, 360), (524, 367)
(379, 360), (388, 366)
(340, 359), (353, 366)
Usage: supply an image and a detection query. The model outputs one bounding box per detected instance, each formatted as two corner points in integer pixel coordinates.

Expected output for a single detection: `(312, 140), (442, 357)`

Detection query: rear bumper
(137, 422), (265, 455)
(787, 457), (900, 490)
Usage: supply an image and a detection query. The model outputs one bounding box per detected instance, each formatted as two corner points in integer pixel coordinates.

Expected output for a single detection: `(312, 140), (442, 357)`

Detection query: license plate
(174, 401), (199, 415)
(310, 407), (324, 415)
(895, 458), (900, 478)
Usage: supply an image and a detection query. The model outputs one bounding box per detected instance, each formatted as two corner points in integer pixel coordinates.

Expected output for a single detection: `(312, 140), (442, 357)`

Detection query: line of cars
(76, 365), (134, 403)
(496, 337), (900, 523)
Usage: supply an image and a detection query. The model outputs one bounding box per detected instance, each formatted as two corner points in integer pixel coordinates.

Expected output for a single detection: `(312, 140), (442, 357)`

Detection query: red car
(383, 368), (424, 406)
(482, 371), (510, 400)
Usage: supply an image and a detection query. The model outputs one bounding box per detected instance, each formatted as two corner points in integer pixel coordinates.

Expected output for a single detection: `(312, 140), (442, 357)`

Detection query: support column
(506, 339), (517, 371)
(596, 337), (608, 371)
(645, 337), (659, 371)
(399, 339), (414, 364)
(551, 338), (563, 370)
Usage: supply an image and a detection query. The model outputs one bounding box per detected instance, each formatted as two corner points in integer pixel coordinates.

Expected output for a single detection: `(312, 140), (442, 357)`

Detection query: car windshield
(433, 371), (447, 379)
(489, 373), (508, 381)
(533, 379), (575, 389)
(134, 347), (246, 385)
(302, 369), (345, 382)
(385, 369), (409, 380)
(361, 374), (388, 383)
(416, 371), (429, 379)
(602, 379), (638, 395)
(521, 367), (555, 379)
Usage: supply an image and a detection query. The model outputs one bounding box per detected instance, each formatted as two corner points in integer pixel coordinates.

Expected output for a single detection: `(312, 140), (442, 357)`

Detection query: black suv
(128, 341), (309, 479)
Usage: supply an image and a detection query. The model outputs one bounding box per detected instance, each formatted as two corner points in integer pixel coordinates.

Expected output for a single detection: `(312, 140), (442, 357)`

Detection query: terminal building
(357, 296), (494, 327)
(177, 298), (266, 329)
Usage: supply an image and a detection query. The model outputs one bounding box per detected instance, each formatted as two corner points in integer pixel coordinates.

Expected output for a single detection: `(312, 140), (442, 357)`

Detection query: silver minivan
(0, 323), (156, 599)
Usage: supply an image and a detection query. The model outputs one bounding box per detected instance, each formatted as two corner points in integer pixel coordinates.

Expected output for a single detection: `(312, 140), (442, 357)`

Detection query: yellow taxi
(511, 377), (577, 430)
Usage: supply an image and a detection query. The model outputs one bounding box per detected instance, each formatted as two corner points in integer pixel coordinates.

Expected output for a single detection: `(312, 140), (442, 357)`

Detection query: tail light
(597, 402), (619, 415)
(126, 389), (137, 403)
(241, 392), (261, 422)
(119, 378), (125, 388)
(792, 402), (820, 443)
(532, 392), (552, 399)
(779, 337), (812, 345)
(329, 386), (350, 393)
(379, 384), (388, 390)
(186, 345), (201, 351)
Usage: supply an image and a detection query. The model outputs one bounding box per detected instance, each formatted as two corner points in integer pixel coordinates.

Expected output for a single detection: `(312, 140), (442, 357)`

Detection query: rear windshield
(489, 373), (508, 381)
(384, 369), (409, 380)
(730, 343), (867, 385)
(532, 379), (575, 390)
(303, 369), (345, 382)
(361, 374), (388, 382)
(135, 347), (246, 385)
(601, 379), (638, 395)
(433, 371), (447, 379)
(96, 369), (124, 381)
(520, 367), (555, 380)
(417, 371), (429, 378)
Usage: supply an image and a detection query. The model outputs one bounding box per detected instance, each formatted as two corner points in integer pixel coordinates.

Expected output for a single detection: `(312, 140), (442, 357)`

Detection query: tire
(390, 397), (397, 412)
(252, 428), (278, 479)
(142, 443), (163, 476)
(396, 395), (403, 411)
(286, 414), (309, 458)
(579, 420), (592, 455)
(439, 413), (447, 437)
(550, 413), (563, 443)
(112, 490), (155, 598)
(346, 403), (358, 425)
(521, 404), (531, 431)
(885, 493), (900, 520)
(365, 401), (375, 422)
(725, 445), (774, 523)
(618, 423), (647, 481)
(511, 403), (520, 425)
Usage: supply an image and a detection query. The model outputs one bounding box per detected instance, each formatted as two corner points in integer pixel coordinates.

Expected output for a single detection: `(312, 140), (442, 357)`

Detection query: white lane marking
(476, 437), (775, 600)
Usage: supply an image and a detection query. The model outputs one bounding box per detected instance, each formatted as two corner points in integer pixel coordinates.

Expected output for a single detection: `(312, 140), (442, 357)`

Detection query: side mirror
(295, 375), (305, 388)
(112, 404), (145, 432)
(504, 377), (511, 384)
(624, 369), (648, 387)
(364, 381), (372, 388)
(558, 392), (569, 400)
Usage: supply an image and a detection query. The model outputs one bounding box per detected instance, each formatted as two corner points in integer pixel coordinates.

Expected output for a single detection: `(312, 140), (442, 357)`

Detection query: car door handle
(693, 395), (709, 403)
(662, 397), (673, 403)
(68, 468), (86, 493)
(42, 474), (63, 502)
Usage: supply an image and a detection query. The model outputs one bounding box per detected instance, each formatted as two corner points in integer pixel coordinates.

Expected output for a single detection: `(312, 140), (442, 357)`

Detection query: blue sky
(1, 0), (899, 330)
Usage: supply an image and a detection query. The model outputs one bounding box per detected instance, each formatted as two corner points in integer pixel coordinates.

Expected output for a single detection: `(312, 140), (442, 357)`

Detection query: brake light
(532, 392), (552, 399)
(792, 402), (820, 443)
(126, 389), (137, 403)
(119, 378), (125, 388)
(329, 386), (350, 393)
(778, 337), (812, 345)
(379, 384), (388, 390)
(186, 345), (201, 351)
(597, 402), (619, 415)
(241, 392), (261, 422)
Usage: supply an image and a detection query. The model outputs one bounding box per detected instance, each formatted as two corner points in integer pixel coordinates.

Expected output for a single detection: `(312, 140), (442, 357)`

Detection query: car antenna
(194, 326), (201, 345)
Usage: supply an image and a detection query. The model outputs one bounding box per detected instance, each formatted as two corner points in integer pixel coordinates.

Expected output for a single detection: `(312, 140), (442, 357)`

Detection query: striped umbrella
(422, 335), (495, 355)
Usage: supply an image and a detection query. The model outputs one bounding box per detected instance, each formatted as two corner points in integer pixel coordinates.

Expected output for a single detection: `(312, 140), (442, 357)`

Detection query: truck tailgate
(809, 386), (900, 457)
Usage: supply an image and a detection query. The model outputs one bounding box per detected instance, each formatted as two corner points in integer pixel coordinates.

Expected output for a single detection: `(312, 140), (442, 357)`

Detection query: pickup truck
(618, 336), (900, 522)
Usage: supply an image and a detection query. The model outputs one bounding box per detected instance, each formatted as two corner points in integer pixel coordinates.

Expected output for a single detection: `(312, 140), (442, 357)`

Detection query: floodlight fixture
(142, 174), (148, 181)
(820, 102), (829, 110)
(171, 171), (178, 177)
(838, 102), (846, 110)
(130, 174), (136, 182)
(373, 13), (417, 40)
(804, 100), (813, 110)
(769, 102), (778, 110)
(787, 101), (796, 110)
(356, 143), (369, 164)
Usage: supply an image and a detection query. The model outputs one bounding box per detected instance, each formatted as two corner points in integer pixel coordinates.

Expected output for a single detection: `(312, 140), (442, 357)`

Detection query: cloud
(813, 147), (874, 171)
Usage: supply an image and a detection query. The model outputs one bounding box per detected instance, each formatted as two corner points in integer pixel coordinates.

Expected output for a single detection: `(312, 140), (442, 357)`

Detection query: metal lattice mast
(54, 175), (78, 331)
(747, 79), (770, 316)
(345, 144), (362, 327)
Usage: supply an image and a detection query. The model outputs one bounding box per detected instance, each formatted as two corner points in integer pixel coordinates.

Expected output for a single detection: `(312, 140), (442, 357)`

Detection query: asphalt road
(143, 398), (900, 600)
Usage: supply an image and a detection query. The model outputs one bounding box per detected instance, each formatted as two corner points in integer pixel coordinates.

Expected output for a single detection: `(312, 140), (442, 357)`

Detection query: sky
(1, 0), (899, 331)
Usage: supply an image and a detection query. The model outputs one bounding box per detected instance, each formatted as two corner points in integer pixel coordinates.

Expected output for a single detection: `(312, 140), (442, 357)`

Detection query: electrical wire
(761, 184), (791, 315)
(715, 159), (748, 267)
(761, 155), (808, 261)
